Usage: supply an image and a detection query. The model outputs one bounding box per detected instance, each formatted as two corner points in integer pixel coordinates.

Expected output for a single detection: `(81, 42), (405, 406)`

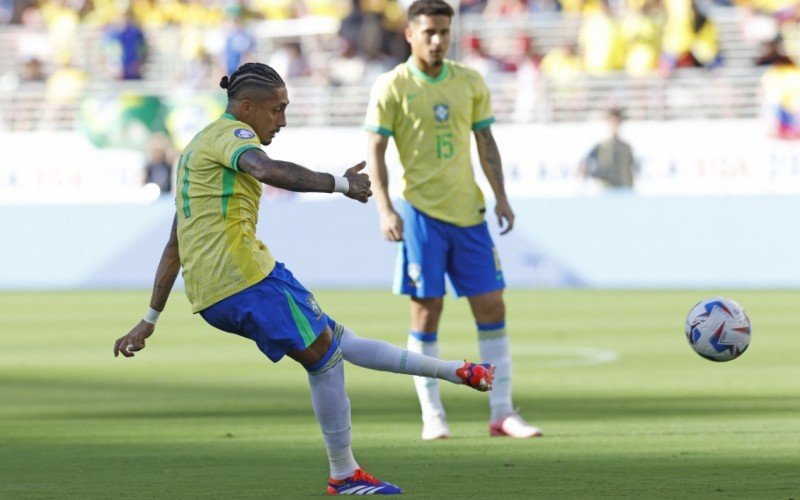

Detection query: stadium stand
(0, 1), (797, 129)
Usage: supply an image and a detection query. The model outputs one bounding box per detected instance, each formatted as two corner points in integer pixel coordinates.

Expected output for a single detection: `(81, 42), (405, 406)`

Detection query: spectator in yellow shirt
(661, 0), (721, 73)
(621, 0), (663, 76)
(579, 0), (625, 74)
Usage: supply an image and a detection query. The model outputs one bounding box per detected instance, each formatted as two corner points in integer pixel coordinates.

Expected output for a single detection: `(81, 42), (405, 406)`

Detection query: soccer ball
(685, 297), (751, 362)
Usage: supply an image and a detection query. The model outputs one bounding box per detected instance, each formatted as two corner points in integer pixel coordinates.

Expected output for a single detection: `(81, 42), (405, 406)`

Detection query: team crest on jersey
(307, 294), (323, 320)
(234, 128), (255, 139)
(433, 103), (449, 123)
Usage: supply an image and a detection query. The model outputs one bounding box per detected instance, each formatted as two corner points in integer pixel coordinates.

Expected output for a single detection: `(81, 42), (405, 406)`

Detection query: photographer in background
(579, 107), (637, 189)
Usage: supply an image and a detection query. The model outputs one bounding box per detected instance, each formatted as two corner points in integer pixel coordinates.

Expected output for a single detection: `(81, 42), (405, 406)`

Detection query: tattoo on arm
(476, 127), (506, 197)
(150, 215), (181, 311)
(368, 133), (393, 213)
(239, 149), (334, 193)
(267, 160), (334, 192)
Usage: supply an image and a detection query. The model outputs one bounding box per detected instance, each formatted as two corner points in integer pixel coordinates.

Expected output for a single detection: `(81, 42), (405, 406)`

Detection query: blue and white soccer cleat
(327, 468), (403, 495)
(456, 361), (495, 392)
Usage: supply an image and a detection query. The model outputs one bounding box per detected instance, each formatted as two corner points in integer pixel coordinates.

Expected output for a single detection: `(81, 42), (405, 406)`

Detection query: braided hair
(219, 63), (285, 99)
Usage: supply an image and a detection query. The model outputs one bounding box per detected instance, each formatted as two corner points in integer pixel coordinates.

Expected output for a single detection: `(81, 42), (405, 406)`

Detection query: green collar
(221, 112), (237, 121)
(406, 57), (449, 84)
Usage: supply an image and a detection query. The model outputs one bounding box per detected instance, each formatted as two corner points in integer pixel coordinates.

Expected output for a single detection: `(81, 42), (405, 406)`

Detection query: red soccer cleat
(327, 468), (403, 495)
(456, 361), (494, 392)
(490, 411), (544, 438)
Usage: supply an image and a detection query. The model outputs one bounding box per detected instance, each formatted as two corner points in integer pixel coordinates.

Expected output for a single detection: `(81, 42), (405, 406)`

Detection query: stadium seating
(0, 8), (790, 130)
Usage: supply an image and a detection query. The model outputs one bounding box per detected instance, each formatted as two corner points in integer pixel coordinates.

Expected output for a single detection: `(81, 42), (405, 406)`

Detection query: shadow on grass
(1, 437), (799, 499)
(3, 376), (800, 423)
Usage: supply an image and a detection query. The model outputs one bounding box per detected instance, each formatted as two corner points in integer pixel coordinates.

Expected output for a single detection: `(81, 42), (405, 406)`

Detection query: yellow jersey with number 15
(365, 58), (495, 227)
(175, 113), (276, 313)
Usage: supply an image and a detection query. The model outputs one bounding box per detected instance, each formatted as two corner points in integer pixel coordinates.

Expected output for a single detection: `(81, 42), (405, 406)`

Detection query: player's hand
(343, 161), (372, 203)
(379, 209), (404, 242)
(496, 198), (515, 235)
(114, 320), (155, 358)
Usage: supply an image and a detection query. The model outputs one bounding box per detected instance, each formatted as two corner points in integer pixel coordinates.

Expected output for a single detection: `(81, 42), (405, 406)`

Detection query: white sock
(407, 331), (446, 421)
(477, 322), (514, 421)
(307, 359), (359, 480)
(335, 324), (462, 384)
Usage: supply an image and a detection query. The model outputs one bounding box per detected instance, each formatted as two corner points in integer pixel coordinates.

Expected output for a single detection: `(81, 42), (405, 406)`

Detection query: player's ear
(240, 98), (251, 116)
(405, 23), (413, 43)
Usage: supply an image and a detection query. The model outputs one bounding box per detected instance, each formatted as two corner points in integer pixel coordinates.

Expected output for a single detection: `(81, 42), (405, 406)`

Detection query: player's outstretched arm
(113, 214), (181, 358)
(367, 132), (403, 241)
(475, 126), (515, 235)
(238, 149), (372, 203)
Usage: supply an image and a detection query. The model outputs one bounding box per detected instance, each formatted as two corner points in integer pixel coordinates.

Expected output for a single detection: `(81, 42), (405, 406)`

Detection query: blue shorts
(393, 202), (505, 298)
(200, 262), (329, 363)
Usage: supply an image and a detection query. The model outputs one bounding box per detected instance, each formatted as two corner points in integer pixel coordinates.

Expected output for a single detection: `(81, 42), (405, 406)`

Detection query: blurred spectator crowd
(465, 0), (800, 78)
(3, 0), (415, 88)
(0, 0), (798, 138)
(4, 0), (799, 82)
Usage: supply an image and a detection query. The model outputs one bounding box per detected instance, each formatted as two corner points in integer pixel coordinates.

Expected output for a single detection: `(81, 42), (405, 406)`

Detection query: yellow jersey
(175, 113), (276, 312)
(365, 58), (495, 227)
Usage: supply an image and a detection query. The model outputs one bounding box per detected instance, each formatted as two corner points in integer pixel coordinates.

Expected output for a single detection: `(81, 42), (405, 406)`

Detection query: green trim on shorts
(283, 288), (317, 347)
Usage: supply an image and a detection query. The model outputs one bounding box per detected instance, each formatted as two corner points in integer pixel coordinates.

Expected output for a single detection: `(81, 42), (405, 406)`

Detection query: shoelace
(350, 469), (381, 485)
(331, 469), (382, 486)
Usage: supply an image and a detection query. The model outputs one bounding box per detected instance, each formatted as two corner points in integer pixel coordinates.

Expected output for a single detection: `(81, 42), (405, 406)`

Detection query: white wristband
(333, 175), (349, 194)
(143, 307), (161, 325)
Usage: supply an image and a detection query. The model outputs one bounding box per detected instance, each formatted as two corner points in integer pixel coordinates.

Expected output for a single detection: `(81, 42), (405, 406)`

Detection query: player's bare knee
(490, 298), (506, 321)
(289, 327), (333, 368)
(413, 296), (444, 314)
(411, 297), (444, 330)
(469, 291), (505, 323)
(477, 303), (504, 324)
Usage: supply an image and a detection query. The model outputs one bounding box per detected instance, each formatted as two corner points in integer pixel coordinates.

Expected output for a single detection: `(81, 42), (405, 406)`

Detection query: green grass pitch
(1, 290), (799, 498)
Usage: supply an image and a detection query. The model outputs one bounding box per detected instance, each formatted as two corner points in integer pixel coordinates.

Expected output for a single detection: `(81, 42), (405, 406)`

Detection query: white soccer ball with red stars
(685, 297), (751, 362)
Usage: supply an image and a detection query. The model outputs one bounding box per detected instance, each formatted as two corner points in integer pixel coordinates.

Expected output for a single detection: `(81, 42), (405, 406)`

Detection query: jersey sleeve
(364, 74), (397, 137)
(215, 123), (262, 171)
(471, 74), (495, 131)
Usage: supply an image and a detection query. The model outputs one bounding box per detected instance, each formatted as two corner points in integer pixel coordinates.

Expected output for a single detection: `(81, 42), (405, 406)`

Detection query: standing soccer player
(365, 0), (543, 440)
(113, 63), (495, 495)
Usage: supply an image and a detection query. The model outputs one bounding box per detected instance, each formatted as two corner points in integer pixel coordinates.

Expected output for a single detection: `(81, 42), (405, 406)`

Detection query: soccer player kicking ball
(112, 63), (494, 496)
(365, 0), (543, 440)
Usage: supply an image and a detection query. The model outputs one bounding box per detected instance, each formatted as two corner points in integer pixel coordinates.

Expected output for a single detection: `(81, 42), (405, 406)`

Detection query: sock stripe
(307, 349), (343, 375)
(477, 321), (506, 331)
(333, 322), (344, 342)
(306, 333), (342, 375)
(409, 330), (437, 342)
(478, 328), (507, 341)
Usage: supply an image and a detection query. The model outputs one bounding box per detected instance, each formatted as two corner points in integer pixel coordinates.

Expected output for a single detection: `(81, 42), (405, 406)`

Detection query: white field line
(509, 344), (620, 368)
